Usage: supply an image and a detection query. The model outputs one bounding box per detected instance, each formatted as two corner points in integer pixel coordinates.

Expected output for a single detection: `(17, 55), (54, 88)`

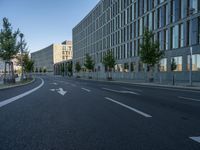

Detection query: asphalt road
(0, 75), (200, 150)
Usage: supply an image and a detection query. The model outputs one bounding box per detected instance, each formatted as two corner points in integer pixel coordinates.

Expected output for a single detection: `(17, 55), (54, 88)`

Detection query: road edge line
(0, 78), (44, 108)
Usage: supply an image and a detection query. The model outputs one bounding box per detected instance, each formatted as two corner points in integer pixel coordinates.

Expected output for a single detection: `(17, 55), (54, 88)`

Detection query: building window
(179, 23), (184, 47)
(190, 0), (198, 14)
(171, 0), (175, 23)
(187, 54), (200, 71)
(164, 29), (169, 50)
(186, 20), (190, 46)
(172, 25), (179, 49)
(130, 62), (136, 72)
(171, 56), (182, 71)
(139, 61), (145, 72)
(124, 63), (129, 72)
(160, 58), (167, 72)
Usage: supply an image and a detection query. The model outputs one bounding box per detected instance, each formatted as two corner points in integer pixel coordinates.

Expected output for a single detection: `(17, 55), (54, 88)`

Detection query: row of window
(160, 54), (200, 72)
(107, 54), (200, 73)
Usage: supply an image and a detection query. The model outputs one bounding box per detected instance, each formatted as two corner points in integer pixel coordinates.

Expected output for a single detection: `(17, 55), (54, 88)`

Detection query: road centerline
(105, 97), (152, 118)
(0, 78), (44, 108)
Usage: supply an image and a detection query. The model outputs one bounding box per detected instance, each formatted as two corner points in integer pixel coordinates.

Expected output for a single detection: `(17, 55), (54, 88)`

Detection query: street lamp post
(20, 33), (24, 81)
(188, 8), (195, 86)
(189, 47), (193, 86)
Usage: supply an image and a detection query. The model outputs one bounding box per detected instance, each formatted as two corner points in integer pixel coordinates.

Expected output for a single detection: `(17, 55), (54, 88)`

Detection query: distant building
(31, 41), (72, 72)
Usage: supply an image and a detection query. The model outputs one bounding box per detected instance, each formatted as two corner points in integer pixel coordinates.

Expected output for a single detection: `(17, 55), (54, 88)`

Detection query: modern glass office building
(73, 0), (200, 81)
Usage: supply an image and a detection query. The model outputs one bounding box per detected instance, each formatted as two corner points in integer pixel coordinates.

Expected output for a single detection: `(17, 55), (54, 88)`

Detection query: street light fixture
(20, 33), (24, 81)
(189, 7), (195, 86)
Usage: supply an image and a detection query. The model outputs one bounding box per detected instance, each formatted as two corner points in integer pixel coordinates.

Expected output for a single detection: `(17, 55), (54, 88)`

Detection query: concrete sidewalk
(73, 76), (200, 90)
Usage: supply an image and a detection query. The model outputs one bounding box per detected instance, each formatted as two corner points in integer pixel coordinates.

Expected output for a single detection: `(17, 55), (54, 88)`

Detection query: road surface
(0, 75), (200, 150)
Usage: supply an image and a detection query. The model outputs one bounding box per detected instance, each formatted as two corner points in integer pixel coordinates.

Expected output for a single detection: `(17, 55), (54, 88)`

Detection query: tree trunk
(148, 66), (154, 82)
(3, 61), (6, 81)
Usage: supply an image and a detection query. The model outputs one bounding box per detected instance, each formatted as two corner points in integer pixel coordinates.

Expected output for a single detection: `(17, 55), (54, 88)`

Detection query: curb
(0, 78), (36, 90)
(76, 77), (200, 91)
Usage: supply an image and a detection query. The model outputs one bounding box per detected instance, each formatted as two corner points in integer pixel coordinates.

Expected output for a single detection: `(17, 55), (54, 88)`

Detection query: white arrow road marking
(50, 88), (67, 96)
(190, 136), (200, 143)
(105, 97), (152, 118)
(0, 78), (44, 108)
(102, 87), (140, 95)
(57, 88), (67, 96)
(81, 88), (91, 92)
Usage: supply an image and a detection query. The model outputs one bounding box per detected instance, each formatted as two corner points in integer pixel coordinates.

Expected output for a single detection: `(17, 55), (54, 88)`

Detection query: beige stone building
(31, 41), (72, 72)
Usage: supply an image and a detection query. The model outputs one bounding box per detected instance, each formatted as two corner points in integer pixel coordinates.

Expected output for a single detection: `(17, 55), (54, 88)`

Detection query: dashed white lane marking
(81, 88), (91, 92)
(122, 87), (143, 92)
(190, 136), (200, 143)
(102, 87), (140, 95)
(178, 96), (200, 102)
(0, 78), (44, 108)
(105, 97), (152, 118)
(71, 84), (77, 87)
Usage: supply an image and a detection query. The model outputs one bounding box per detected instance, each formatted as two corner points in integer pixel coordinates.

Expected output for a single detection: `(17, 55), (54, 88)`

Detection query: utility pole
(20, 33), (24, 81)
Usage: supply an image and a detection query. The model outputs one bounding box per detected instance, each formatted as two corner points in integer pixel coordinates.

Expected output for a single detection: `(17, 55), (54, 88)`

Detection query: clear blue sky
(0, 0), (99, 53)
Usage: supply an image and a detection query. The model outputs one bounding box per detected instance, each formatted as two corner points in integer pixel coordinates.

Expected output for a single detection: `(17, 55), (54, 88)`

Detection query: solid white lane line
(178, 96), (200, 102)
(105, 97), (152, 118)
(81, 88), (91, 92)
(190, 136), (200, 143)
(0, 78), (44, 108)
(102, 87), (140, 95)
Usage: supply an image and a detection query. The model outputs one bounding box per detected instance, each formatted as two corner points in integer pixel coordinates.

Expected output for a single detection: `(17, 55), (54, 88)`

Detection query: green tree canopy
(84, 53), (95, 71)
(23, 53), (34, 73)
(75, 62), (81, 73)
(0, 17), (21, 61)
(102, 51), (116, 71)
(140, 28), (164, 67)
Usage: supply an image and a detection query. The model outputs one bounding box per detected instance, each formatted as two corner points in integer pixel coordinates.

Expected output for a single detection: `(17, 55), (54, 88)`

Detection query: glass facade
(160, 58), (167, 72)
(73, 0), (200, 73)
(171, 56), (182, 71)
(187, 54), (200, 71)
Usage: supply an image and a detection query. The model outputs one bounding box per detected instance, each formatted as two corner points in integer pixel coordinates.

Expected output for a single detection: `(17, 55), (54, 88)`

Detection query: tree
(140, 28), (164, 82)
(84, 53), (95, 78)
(61, 65), (65, 76)
(67, 61), (73, 77)
(75, 62), (81, 73)
(84, 53), (95, 71)
(0, 18), (21, 83)
(102, 51), (116, 80)
(75, 62), (81, 78)
(43, 68), (47, 73)
(39, 68), (42, 73)
(171, 58), (177, 85)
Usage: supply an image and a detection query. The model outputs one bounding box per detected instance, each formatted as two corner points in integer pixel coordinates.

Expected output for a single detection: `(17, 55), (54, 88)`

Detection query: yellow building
(31, 41), (72, 72)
